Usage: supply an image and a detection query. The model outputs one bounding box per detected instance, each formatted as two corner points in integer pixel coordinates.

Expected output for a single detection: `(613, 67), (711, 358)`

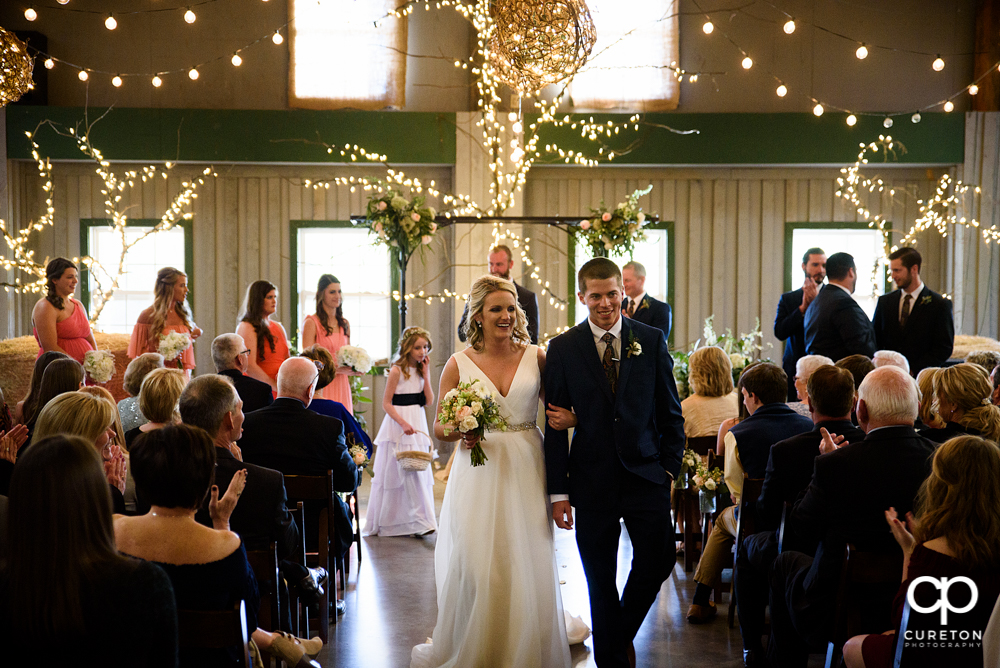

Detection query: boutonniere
(635, 299), (650, 313)
(627, 330), (642, 358)
(920, 294), (932, 305)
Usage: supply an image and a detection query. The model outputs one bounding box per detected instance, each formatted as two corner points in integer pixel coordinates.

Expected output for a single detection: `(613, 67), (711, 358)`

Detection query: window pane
(87, 225), (187, 334)
(297, 227), (392, 361)
(790, 228), (885, 319)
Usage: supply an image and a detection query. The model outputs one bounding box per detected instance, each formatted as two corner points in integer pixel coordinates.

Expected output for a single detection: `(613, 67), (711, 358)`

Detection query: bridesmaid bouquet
(158, 331), (192, 369)
(336, 345), (373, 374)
(438, 380), (508, 467)
(83, 350), (115, 384)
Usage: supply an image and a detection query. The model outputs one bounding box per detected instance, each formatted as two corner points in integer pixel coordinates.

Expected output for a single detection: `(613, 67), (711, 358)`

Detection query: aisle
(319, 473), (751, 667)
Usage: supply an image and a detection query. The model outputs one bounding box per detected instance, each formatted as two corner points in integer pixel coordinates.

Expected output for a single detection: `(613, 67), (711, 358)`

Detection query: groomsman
(774, 248), (826, 400)
(804, 252), (876, 361)
(871, 247), (954, 374)
(621, 261), (671, 340)
(457, 244), (539, 344)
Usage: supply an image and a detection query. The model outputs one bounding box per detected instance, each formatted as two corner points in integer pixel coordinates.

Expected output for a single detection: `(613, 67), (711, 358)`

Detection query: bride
(411, 275), (573, 668)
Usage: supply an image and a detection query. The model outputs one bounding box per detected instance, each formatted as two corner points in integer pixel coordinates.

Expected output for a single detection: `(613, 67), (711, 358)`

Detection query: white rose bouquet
(158, 331), (192, 369)
(573, 185), (653, 257)
(83, 350), (115, 384)
(336, 345), (373, 374)
(437, 380), (508, 467)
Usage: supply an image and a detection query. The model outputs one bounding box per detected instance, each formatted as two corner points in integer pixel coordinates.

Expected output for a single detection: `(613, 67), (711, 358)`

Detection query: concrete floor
(317, 472), (753, 668)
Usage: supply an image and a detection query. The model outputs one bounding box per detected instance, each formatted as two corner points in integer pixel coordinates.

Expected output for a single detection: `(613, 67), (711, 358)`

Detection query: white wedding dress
(411, 345), (572, 668)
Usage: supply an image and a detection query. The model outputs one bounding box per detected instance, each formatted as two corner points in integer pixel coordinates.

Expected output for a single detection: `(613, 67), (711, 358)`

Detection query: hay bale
(0, 333), (132, 405)
(952, 334), (1000, 361)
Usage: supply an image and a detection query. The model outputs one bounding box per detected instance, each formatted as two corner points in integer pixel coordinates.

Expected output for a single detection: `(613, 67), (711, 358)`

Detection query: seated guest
(966, 350), (1000, 375)
(0, 434), (176, 666)
(687, 363), (812, 624)
(212, 333), (273, 414)
(788, 354), (834, 417)
(81, 386), (135, 511)
(681, 346), (739, 438)
(24, 357), (84, 435)
(736, 365), (865, 663)
(914, 367), (945, 431)
(300, 346), (373, 456)
(715, 361), (760, 456)
(239, 358), (361, 584)
(836, 354), (875, 391)
(125, 367), (186, 448)
(844, 435), (1000, 668)
(919, 362), (1000, 444)
(873, 349), (910, 375)
(767, 366), (936, 667)
(118, 353), (164, 432)
(115, 424), (322, 667)
(12, 350), (68, 424)
(33, 392), (127, 514)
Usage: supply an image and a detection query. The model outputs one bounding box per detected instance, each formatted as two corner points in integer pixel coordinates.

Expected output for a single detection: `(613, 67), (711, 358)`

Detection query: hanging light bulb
(911, 113), (921, 123)
(883, 117), (893, 128)
(512, 120), (523, 133)
(231, 53), (242, 67)
(105, 13), (117, 30)
(57, 0), (69, 4)
(846, 114), (857, 126)
(78, 70), (89, 81)
(702, 21), (714, 34)
(943, 100), (954, 112)
(112, 75), (123, 87)
(932, 56), (945, 71)
(184, 8), (196, 23)
(188, 68), (199, 80)
(856, 44), (868, 60)
(44, 58), (54, 69)
(813, 103), (824, 117)
(969, 84), (979, 96)
(152, 75), (163, 87)
(776, 84), (787, 97)
(783, 19), (795, 34)
(741, 56), (753, 70)
(272, 31), (284, 45)
(24, 7), (37, 21)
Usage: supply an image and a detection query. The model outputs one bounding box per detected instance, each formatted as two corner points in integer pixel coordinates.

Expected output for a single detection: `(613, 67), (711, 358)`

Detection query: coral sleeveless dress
(128, 321), (196, 371)
(305, 314), (353, 410)
(33, 298), (95, 364)
(257, 320), (290, 382)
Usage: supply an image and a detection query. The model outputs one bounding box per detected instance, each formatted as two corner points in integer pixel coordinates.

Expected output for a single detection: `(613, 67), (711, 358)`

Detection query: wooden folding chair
(687, 435), (717, 457)
(284, 472), (337, 640)
(245, 542), (281, 633)
(285, 501), (309, 638)
(177, 600), (251, 667)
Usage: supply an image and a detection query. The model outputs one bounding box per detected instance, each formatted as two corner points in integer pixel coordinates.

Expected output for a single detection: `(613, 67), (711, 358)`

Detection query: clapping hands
(818, 427), (847, 455)
(885, 507), (917, 557)
(210, 469), (248, 531)
(103, 444), (127, 494)
(0, 424), (29, 464)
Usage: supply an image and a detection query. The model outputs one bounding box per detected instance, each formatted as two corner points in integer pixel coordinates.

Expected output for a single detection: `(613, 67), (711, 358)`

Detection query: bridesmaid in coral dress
(236, 280), (289, 393)
(32, 258), (97, 364)
(300, 274), (358, 411)
(128, 268), (202, 377)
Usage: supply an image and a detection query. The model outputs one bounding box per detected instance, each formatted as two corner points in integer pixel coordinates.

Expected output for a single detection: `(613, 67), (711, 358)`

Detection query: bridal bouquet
(83, 350), (115, 384)
(438, 380), (508, 467)
(158, 331), (192, 369)
(573, 185), (653, 258)
(364, 189), (438, 257)
(337, 345), (373, 374)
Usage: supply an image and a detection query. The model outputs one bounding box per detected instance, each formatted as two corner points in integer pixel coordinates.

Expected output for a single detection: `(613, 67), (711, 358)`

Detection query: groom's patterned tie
(601, 332), (618, 394)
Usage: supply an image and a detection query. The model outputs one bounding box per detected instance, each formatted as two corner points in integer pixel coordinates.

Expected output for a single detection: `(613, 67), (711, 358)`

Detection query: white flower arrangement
(158, 331), (192, 368)
(336, 345), (373, 374)
(437, 380), (508, 467)
(83, 350), (115, 384)
(364, 189), (438, 258)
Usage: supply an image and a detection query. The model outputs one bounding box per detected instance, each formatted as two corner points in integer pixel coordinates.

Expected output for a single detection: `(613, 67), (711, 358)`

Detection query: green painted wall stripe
(6, 107), (457, 164)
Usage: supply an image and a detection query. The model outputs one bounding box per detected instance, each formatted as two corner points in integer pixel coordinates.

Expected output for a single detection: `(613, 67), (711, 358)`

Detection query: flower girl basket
(395, 449), (433, 472)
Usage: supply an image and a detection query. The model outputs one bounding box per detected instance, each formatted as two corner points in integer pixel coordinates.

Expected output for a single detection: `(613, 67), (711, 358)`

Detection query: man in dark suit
(775, 248), (826, 400)
(766, 366), (935, 667)
(458, 244), (539, 344)
(239, 357), (361, 612)
(544, 258), (685, 668)
(621, 260), (671, 340)
(872, 247), (954, 375)
(211, 333), (274, 413)
(735, 364), (865, 664)
(804, 252), (876, 361)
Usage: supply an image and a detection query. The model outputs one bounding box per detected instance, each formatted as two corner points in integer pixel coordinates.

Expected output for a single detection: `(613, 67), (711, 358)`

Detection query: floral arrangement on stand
(573, 185), (653, 258)
(157, 331), (192, 370)
(82, 350), (115, 384)
(438, 380), (508, 467)
(690, 462), (729, 514)
(363, 190), (439, 258)
(673, 447), (700, 489)
(336, 345), (373, 375)
(671, 316), (771, 399)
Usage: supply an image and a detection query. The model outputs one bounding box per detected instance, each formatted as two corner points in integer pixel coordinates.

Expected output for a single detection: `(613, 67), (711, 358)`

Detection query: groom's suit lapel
(572, 321), (615, 405)
(616, 317), (635, 403)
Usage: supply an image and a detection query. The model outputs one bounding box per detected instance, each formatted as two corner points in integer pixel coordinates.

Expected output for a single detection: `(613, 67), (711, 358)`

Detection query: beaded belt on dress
(488, 420), (537, 433)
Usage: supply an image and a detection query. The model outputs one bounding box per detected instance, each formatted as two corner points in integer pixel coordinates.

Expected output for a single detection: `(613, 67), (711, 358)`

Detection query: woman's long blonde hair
(393, 326), (433, 380)
(79, 386), (127, 451)
(916, 367), (945, 429)
(148, 267), (194, 348)
(935, 363), (1000, 442)
(463, 275), (530, 352)
(913, 435), (1000, 571)
(33, 392), (115, 446)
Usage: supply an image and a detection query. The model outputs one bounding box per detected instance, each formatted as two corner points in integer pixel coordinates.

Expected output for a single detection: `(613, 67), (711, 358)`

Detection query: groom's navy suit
(545, 316), (685, 667)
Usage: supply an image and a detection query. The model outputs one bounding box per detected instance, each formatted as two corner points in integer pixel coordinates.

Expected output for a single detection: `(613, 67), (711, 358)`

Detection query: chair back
(687, 435), (716, 457)
(177, 600), (251, 667)
(777, 501), (792, 554)
(283, 474), (335, 638)
(245, 541), (281, 632)
(736, 475), (764, 540)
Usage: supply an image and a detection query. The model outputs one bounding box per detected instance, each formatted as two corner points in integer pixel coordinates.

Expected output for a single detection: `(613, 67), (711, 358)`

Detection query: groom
(544, 258), (685, 667)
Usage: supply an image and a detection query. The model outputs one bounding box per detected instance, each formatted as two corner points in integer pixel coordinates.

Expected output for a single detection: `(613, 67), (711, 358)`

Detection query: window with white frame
(84, 223), (188, 334)
(570, 0), (680, 110)
(789, 227), (886, 319)
(290, 0), (407, 110)
(295, 225), (393, 361)
(573, 226), (670, 317)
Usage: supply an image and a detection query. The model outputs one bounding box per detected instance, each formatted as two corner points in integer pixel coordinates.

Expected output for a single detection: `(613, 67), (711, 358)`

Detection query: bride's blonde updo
(464, 275), (531, 352)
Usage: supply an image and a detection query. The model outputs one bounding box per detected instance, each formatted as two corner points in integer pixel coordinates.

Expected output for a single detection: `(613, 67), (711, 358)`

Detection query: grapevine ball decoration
(0, 27), (34, 107)
(487, 0), (597, 96)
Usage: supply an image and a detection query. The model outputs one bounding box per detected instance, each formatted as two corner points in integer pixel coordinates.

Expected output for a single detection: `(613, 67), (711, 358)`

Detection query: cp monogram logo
(907, 576), (979, 625)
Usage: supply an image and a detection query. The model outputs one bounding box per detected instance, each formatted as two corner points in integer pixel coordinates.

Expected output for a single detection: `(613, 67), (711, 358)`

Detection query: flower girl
(364, 326), (437, 537)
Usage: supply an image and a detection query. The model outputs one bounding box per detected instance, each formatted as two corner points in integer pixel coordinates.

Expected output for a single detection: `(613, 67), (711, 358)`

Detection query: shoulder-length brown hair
(299, 345), (336, 392)
(688, 346), (734, 398)
(20, 351), (69, 424)
(463, 275), (530, 353)
(913, 435), (1000, 571)
(239, 280), (277, 360)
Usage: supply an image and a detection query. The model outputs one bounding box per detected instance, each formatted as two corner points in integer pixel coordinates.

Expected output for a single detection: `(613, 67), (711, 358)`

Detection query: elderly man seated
(212, 333), (274, 414)
(765, 366), (935, 667)
(873, 349), (910, 375)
